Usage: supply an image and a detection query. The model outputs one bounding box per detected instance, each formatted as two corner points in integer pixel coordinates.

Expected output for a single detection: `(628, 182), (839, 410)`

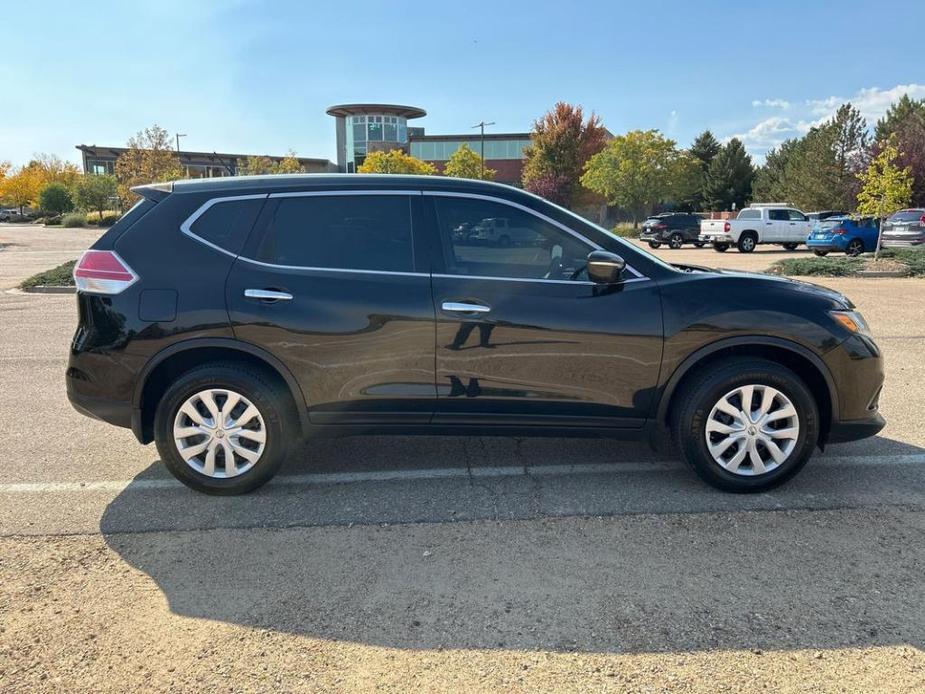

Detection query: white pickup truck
(699, 204), (813, 253)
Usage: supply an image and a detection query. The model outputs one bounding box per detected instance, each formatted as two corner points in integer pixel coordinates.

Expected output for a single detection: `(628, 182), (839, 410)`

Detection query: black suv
(67, 175), (884, 495)
(639, 213), (705, 249)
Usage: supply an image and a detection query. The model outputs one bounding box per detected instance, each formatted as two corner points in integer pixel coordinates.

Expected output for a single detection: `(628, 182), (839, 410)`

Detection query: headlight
(830, 310), (870, 335)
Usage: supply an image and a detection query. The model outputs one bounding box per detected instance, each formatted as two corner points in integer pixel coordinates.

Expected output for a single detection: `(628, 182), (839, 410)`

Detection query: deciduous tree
(357, 149), (436, 175)
(0, 165), (43, 213)
(856, 137), (913, 258)
(580, 129), (678, 226)
(523, 102), (608, 207)
(114, 125), (184, 206)
(443, 144), (496, 180)
(74, 174), (118, 221)
(38, 182), (74, 215)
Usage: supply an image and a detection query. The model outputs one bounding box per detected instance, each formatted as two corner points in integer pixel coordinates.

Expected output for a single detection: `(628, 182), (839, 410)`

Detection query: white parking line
(0, 454), (922, 495)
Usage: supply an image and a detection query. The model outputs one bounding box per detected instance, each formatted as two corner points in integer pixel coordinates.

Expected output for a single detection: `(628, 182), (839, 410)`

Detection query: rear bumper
(699, 233), (732, 244)
(806, 237), (843, 251)
(67, 387), (133, 429)
(882, 236), (925, 247)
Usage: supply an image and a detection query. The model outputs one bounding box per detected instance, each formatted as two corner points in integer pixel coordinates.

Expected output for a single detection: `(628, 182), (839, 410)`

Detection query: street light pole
(471, 120), (495, 178)
(175, 133), (187, 155)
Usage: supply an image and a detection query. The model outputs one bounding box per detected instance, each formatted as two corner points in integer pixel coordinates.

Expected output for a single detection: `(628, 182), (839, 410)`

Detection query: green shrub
(611, 223), (638, 238)
(770, 257), (865, 277)
(99, 213), (121, 226)
(62, 212), (87, 228)
(879, 248), (925, 276)
(45, 215), (63, 226)
(20, 260), (76, 288)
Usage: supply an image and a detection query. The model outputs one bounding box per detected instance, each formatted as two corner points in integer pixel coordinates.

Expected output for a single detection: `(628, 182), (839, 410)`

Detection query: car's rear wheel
(782, 243), (799, 251)
(154, 363), (290, 495)
(713, 243), (729, 252)
(668, 232), (684, 249)
(672, 358), (818, 493)
(737, 233), (757, 253)
(846, 239), (864, 257)
(648, 241), (661, 249)
(813, 250), (829, 257)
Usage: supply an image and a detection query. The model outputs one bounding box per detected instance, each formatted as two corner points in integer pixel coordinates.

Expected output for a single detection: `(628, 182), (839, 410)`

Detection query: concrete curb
(855, 270), (910, 278)
(20, 285), (76, 294)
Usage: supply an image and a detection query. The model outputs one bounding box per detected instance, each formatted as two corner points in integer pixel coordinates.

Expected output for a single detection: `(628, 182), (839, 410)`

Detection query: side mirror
(586, 250), (626, 284)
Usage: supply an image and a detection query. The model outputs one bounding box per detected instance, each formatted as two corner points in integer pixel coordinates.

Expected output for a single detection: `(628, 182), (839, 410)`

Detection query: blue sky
(3, 0), (924, 167)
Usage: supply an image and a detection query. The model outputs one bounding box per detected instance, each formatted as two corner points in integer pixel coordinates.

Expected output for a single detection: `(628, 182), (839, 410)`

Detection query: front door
(227, 191), (436, 424)
(426, 194), (663, 428)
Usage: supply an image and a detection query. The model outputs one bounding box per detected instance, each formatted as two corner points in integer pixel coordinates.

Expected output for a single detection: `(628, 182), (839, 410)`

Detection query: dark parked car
(639, 213), (705, 249)
(881, 208), (925, 248)
(67, 175), (884, 495)
(806, 216), (880, 257)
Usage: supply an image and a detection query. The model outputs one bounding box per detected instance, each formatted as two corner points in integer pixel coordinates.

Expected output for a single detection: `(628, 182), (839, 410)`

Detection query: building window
(368, 116), (383, 141)
(352, 115), (367, 142)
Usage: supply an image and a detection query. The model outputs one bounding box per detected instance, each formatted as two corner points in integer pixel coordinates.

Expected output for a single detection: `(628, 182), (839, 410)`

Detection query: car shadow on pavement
(99, 434), (925, 654)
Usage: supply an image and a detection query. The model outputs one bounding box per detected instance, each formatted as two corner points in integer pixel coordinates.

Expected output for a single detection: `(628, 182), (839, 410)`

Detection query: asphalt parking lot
(1, 224), (924, 692)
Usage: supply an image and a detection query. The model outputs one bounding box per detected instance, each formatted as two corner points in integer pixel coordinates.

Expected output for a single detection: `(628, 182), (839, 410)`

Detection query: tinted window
(190, 199), (264, 254)
(738, 209), (762, 220)
(787, 209), (808, 221)
(768, 209), (788, 221)
(434, 196), (592, 280)
(256, 195), (414, 272)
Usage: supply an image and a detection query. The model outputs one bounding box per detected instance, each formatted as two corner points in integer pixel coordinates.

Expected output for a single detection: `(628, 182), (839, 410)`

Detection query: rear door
(786, 209), (810, 242)
(226, 190), (436, 424)
(425, 193), (663, 427)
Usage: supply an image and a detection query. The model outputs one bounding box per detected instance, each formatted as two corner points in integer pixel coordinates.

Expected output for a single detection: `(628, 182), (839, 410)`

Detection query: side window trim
(424, 191), (645, 280)
(180, 194), (269, 258)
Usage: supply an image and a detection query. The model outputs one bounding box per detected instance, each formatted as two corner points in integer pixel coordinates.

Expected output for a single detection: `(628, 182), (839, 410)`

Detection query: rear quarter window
(737, 209), (762, 220)
(186, 198), (266, 254)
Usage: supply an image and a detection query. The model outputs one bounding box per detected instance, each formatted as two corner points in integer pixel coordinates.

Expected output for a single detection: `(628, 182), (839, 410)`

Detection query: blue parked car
(806, 216), (880, 257)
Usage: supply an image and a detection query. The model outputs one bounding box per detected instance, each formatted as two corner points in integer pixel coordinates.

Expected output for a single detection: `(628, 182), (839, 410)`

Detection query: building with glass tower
(77, 102), (534, 186)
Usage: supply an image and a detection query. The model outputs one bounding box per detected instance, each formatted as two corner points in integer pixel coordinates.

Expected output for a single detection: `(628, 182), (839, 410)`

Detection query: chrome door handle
(244, 289), (293, 301)
(442, 301), (491, 313)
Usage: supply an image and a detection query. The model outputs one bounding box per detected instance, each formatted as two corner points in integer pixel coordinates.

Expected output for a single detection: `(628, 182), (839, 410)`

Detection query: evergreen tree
(702, 138), (754, 211)
(688, 130), (721, 210)
(752, 139), (801, 203)
(874, 94), (925, 142)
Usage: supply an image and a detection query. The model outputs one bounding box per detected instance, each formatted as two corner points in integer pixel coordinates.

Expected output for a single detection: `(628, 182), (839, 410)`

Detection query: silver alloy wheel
(173, 388), (266, 478)
(704, 384), (800, 476)
(741, 236), (756, 251)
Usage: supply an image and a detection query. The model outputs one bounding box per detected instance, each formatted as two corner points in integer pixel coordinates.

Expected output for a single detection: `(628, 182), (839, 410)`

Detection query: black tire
(668, 232), (684, 250)
(813, 250), (829, 257)
(648, 241), (661, 249)
(782, 243), (799, 251)
(694, 242), (706, 248)
(154, 362), (292, 495)
(671, 358), (818, 493)
(846, 239), (864, 257)
(713, 243), (729, 253)
(737, 232), (757, 253)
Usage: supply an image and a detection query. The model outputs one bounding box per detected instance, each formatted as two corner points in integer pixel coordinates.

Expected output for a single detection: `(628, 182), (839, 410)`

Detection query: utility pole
(471, 120), (495, 178)
(175, 132), (187, 155)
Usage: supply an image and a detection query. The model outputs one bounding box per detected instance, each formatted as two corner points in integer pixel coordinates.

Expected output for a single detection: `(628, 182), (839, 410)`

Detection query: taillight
(73, 250), (138, 294)
(654, 223), (667, 230)
(832, 227), (847, 235)
(920, 214), (925, 224)
(723, 221), (731, 233)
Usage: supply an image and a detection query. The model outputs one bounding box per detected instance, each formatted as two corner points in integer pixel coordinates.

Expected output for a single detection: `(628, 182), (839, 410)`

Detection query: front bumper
(822, 333), (885, 444)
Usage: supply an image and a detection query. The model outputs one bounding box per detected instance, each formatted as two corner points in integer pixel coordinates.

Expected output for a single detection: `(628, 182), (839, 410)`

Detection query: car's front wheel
(154, 363), (291, 494)
(672, 358), (818, 493)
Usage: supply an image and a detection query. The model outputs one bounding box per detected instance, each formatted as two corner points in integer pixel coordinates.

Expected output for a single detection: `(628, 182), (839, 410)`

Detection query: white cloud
(667, 109), (679, 131)
(728, 83), (925, 161)
(752, 98), (791, 109)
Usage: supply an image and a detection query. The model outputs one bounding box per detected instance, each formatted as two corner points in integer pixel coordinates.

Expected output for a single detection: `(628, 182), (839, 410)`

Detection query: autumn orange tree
(522, 102), (608, 207)
(114, 125), (184, 206)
